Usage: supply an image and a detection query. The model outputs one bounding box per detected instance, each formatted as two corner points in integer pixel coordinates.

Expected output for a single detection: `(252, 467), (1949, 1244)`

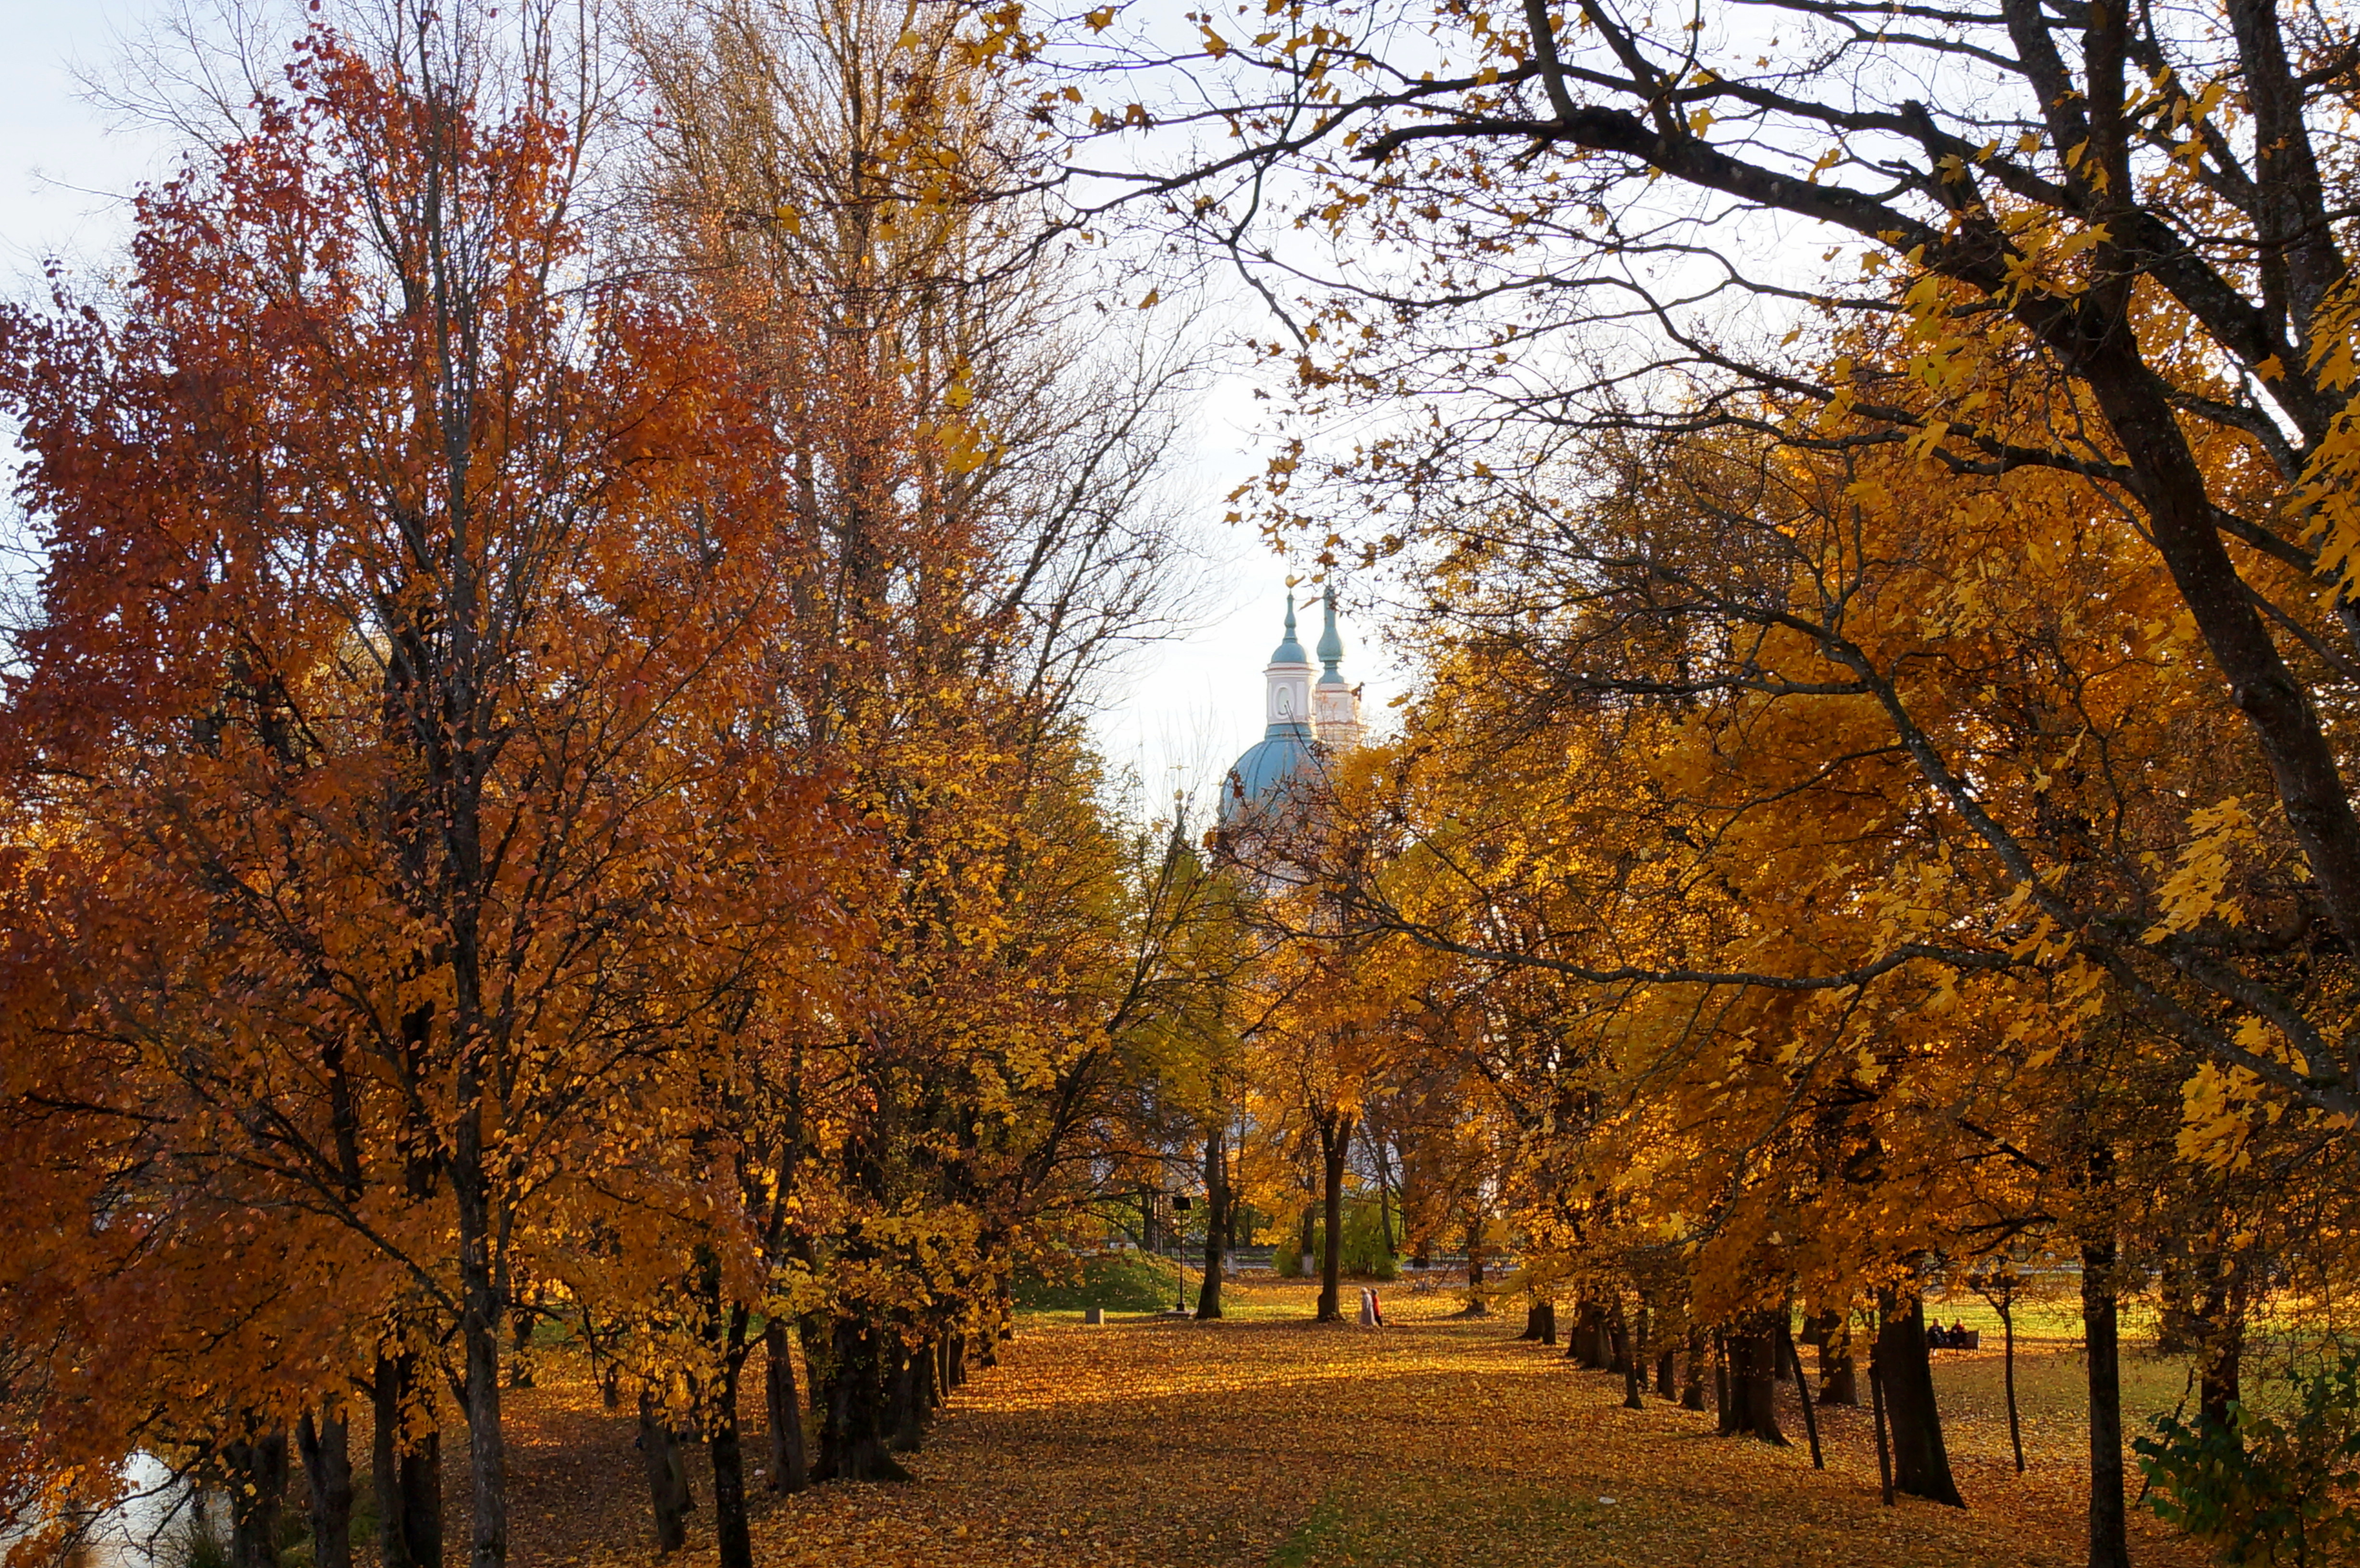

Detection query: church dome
(1222, 594), (1318, 826)
(1222, 589), (1362, 828)
(1222, 727), (1315, 824)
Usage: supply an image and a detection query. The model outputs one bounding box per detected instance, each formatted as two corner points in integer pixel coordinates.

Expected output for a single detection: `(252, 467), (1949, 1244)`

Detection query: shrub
(2135, 1354), (2360, 1568)
(1013, 1250), (1181, 1313)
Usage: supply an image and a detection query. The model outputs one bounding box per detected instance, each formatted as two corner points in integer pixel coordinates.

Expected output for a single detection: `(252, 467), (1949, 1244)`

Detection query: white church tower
(1310, 584), (1365, 750)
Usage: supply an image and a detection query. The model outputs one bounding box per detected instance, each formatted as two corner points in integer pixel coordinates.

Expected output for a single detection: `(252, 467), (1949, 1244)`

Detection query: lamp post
(1171, 1194), (1193, 1315)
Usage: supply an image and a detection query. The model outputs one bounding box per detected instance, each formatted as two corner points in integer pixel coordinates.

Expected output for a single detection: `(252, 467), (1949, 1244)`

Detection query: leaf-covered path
(527, 1282), (2205, 1568)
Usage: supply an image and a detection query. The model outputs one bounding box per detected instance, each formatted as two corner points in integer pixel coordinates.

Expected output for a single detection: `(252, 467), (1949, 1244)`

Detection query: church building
(1221, 585), (1365, 828)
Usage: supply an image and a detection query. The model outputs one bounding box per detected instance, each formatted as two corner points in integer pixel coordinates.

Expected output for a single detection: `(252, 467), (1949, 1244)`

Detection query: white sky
(0, 0), (1404, 819)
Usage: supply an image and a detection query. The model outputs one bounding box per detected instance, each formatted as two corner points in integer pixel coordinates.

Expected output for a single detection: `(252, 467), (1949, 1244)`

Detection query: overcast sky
(0, 0), (1403, 826)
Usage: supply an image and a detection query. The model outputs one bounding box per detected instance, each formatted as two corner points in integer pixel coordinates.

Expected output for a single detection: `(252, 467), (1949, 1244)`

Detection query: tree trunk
(2083, 1239), (2131, 1568)
(224, 1427), (289, 1568)
(506, 1299), (535, 1389)
(296, 1408), (354, 1568)
(888, 1337), (934, 1453)
(1817, 1311), (1860, 1407)
(1655, 1345), (1676, 1400)
(1874, 1293), (1964, 1507)
(710, 1308), (754, 1568)
(1317, 1113), (1351, 1322)
(1197, 1123), (1228, 1320)
(452, 1167), (508, 1568)
(1569, 1302), (1606, 1366)
(1371, 1129), (1397, 1259)
(1619, 1306), (1645, 1411)
(1780, 1322), (1823, 1469)
(1681, 1326), (1708, 1411)
(638, 1389), (692, 1554)
(2197, 1281), (2246, 1432)
(1720, 1315), (1786, 1444)
(763, 1320), (809, 1494)
(2001, 1300), (2025, 1473)
(1713, 1331), (1730, 1431)
(371, 1351), (442, 1568)
(1870, 1360), (1896, 1507)
(1464, 1211), (1487, 1294)
(812, 1314), (911, 1483)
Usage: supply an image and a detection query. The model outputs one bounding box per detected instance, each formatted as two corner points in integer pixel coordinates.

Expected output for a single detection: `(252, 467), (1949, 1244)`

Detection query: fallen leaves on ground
(495, 1280), (2209, 1568)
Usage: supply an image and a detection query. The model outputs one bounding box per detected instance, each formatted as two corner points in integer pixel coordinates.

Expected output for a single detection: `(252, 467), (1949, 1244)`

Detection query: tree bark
(224, 1427), (289, 1568)
(763, 1320), (809, 1494)
(2001, 1299), (2025, 1473)
(1720, 1315), (1786, 1444)
(451, 1157), (508, 1568)
(1316, 1111), (1352, 1322)
(371, 1351), (442, 1568)
(1780, 1322), (1823, 1469)
(812, 1314), (911, 1483)
(1875, 1293), (1964, 1507)
(2083, 1239), (2131, 1568)
(1870, 1360), (1896, 1507)
(638, 1388), (692, 1554)
(296, 1408), (354, 1568)
(1619, 1306), (1645, 1410)
(1655, 1345), (1676, 1399)
(1197, 1122), (1228, 1320)
(506, 1297), (536, 1389)
(710, 1307), (754, 1568)
(888, 1337), (934, 1453)
(1681, 1326), (1708, 1411)
(2196, 1278), (2248, 1432)
(1816, 1311), (1860, 1407)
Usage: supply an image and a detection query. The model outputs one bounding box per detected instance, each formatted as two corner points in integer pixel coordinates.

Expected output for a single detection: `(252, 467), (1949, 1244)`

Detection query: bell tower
(1311, 584), (1364, 750)
(1263, 595), (1314, 738)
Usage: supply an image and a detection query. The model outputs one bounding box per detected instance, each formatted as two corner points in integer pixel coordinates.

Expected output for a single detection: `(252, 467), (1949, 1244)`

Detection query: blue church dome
(1222, 726), (1315, 824)
(1221, 593), (1327, 827)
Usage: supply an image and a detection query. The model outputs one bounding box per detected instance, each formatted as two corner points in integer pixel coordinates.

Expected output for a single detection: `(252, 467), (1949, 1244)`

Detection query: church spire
(1261, 592), (1314, 739)
(1270, 592), (1309, 666)
(1311, 582), (1364, 751)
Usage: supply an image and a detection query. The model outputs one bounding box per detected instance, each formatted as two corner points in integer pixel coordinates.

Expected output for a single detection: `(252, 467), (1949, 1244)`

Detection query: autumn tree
(619, 0), (1222, 1512)
(0, 9), (851, 1565)
(1025, 0), (2360, 1156)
